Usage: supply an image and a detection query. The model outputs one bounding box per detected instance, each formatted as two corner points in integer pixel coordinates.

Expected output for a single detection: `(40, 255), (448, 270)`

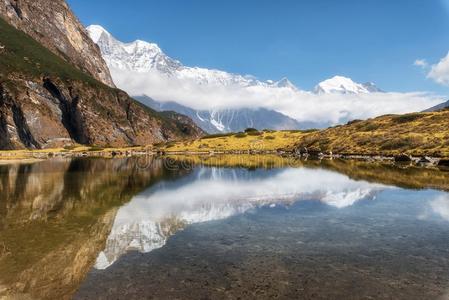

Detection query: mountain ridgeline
(136, 96), (316, 133)
(0, 0), (203, 150)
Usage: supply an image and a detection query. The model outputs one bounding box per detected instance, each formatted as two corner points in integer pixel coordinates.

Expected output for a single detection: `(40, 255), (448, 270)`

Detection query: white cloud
(430, 195), (449, 221)
(428, 52), (449, 86)
(414, 59), (428, 68)
(111, 68), (442, 125)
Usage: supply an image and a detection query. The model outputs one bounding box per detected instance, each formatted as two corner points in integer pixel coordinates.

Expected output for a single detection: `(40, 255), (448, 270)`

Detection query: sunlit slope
(296, 110), (449, 157)
(161, 110), (449, 158)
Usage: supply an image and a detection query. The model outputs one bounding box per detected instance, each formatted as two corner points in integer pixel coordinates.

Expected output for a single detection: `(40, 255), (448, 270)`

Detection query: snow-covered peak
(314, 76), (382, 95)
(87, 24), (300, 91)
(86, 25), (110, 44)
(122, 40), (162, 55)
(273, 77), (298, 90)
(87, 24), (180, 73)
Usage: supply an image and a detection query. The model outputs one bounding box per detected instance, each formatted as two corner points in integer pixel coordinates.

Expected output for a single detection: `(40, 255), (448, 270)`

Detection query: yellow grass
(161, 130), (308, 153)
(296, 110), (449, 157)
(161, 110), (449, 158)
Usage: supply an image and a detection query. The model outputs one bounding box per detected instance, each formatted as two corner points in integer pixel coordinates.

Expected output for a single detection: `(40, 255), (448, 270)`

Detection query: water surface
(0, 156), (448, 299)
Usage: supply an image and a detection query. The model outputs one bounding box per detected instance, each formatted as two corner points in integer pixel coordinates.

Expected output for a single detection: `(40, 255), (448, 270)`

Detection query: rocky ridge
(0, 3), (203, 150)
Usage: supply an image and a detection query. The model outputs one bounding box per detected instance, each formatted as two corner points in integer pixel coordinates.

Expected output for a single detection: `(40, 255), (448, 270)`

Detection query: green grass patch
(200, 133), (235, 139)
(247, 131), (262, 136)
(234, 132), (247, 138)
(244, 128), (259, 133)
(392, 113), (424, 124)
(0, 17), (101, 87)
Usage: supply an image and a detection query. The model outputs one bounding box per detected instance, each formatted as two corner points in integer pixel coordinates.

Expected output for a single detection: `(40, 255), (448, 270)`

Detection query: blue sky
(68, 0), (449, 94)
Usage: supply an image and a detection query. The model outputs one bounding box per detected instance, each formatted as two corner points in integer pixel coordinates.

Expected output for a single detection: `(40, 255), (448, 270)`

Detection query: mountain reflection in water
(95, 167), (386, 269)
(0, 156), (448, 300)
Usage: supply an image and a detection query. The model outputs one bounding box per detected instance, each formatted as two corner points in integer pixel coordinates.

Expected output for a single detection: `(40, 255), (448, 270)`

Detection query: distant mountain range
(87, 24), (382, 96)
(136, 96), (323, 133)
(423, 100), (449, 112)
(87, 25), (387, 133)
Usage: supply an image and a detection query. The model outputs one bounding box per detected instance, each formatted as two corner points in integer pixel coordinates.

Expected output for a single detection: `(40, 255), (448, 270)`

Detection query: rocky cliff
(0, 0), (115, 86)
(0, 6), (203, 150)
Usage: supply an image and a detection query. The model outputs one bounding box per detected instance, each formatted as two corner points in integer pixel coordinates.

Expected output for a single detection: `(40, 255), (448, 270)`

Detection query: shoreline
(0, 146), (154, 163)
(1, 147), (447, 168)
(162, 151), (448, 168)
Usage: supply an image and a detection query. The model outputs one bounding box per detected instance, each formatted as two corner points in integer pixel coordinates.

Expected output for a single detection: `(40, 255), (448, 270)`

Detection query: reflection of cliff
(97, 167), (382, 269)
(0, 157), (180, 300)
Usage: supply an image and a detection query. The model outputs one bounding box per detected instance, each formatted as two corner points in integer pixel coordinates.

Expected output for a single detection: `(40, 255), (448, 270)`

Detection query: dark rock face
(0, 0), (115, 87)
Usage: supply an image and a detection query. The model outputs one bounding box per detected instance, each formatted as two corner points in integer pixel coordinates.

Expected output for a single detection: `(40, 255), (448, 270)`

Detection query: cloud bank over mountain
(88, 25), (442, 126)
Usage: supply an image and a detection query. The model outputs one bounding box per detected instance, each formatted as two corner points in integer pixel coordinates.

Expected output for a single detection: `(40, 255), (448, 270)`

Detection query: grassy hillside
(296, 110), (449, 157)
(160, 110), (449, 158)
(0, 17), (98, 85)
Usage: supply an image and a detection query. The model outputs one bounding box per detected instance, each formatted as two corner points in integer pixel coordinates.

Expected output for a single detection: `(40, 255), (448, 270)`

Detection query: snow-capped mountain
(87, 25), (297, 90)
(313, 76), (383, 95)
(88, 25), (182, 75)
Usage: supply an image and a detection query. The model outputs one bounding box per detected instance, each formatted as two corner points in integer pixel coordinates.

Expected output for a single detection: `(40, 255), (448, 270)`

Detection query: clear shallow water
(0, 157), (449, 299)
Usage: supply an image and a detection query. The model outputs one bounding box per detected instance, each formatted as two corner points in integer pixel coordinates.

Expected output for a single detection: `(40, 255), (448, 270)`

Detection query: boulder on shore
(437, 159), (449, 167)
(418, 156), (432, 164)
(307, 146), (323, 157)
(394, 154), (413, 163)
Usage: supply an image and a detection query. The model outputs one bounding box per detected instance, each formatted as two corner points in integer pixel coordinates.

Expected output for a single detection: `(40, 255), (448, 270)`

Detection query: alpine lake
(1, 155), (449, 299)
